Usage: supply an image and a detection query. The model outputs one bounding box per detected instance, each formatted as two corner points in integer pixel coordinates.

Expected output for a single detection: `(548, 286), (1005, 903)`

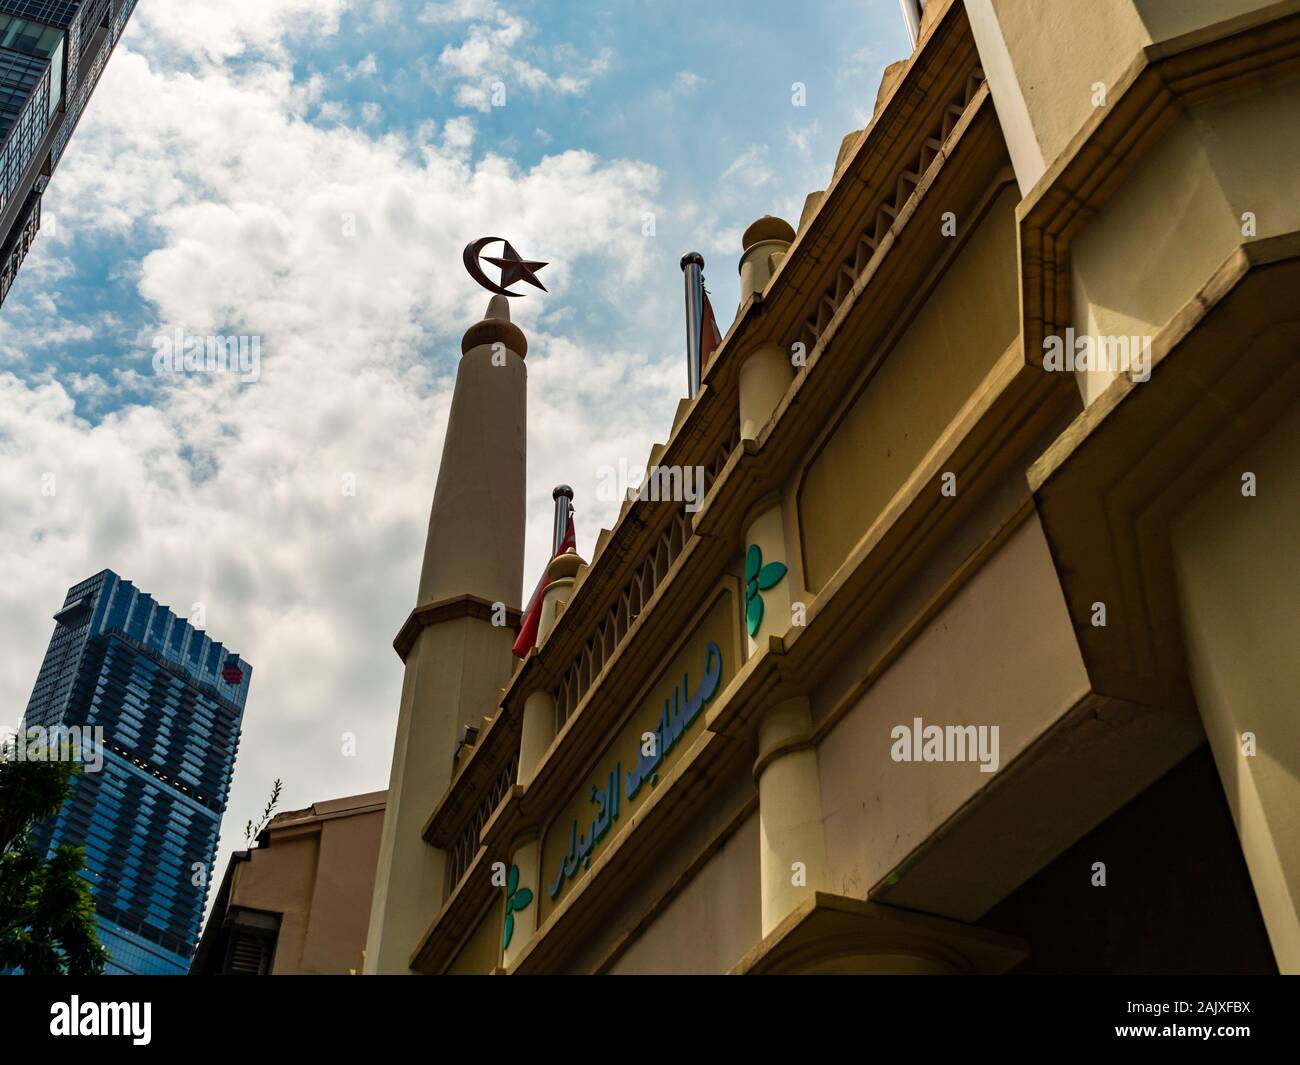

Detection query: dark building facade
(0, 0), (139, 308)
(21, 570), (251, 975)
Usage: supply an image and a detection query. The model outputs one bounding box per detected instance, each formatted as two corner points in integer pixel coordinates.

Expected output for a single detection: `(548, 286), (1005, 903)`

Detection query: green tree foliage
(0, 739), (108, 975)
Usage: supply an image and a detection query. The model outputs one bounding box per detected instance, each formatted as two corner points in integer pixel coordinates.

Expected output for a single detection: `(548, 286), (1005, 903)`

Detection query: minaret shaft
(418, 342), (526, 607)
(364, 299), (527, 973)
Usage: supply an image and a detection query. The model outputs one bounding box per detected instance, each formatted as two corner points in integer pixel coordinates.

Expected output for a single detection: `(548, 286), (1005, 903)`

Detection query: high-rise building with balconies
(0, 0), (139, 308)
(20, 569), (251, 975)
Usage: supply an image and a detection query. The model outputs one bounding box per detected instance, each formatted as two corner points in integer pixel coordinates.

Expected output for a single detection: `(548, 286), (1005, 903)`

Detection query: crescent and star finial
(463, 237), (548, 297)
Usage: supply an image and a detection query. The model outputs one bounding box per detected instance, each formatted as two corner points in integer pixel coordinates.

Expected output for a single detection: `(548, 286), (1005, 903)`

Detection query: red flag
(512, 512), (577, 658)
(701, 290), (722, 368)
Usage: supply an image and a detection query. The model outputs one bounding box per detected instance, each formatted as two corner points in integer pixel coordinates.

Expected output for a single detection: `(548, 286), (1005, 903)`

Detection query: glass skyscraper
(20, 570), (251, 975)
(0, 0), (139, 308)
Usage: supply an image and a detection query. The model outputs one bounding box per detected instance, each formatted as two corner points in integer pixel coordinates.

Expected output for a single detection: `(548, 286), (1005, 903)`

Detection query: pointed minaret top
(462, 294), (528, 357)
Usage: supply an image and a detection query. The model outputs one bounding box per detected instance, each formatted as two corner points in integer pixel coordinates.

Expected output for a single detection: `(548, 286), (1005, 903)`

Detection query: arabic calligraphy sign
(539, 584), (739, 916)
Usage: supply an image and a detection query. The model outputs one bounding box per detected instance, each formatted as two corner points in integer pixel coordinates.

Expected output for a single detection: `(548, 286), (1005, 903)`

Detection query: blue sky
(0, 0), (907, 900)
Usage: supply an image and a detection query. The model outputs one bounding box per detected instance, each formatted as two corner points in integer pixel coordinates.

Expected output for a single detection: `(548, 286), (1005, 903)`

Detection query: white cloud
(647, 69), (707, 110)
(0, 7), (681, 934)
(137, 0), (351, 63)
(673, 71), (703, 94)
(786, 119), (822, 161)
(349, 53), (379, 79)
(720, 144), (774, 188)
(419, 0), (499, 26)
(420, 2), (610, 110)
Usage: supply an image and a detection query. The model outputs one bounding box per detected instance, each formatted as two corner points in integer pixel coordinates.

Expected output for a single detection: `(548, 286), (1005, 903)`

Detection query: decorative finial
(464, 237), (548, 297)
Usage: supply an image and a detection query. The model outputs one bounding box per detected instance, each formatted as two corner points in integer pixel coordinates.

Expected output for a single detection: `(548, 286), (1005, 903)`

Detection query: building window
(0, 14), (64, 60)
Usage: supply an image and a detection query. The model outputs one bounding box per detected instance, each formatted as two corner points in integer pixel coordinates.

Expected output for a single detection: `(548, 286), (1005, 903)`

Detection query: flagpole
(513, 486), (576, 659)
(899, 0), (922, 48)
(681, 252), (705, 398)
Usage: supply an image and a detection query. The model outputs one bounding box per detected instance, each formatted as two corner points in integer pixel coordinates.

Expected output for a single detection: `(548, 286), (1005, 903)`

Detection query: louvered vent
(226, 931), (271, 975)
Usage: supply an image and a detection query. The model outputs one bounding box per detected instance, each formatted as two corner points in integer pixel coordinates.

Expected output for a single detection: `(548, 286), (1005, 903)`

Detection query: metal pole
(552, 485), (574, 553)
(680, 252), (705, 398)
(899, 0), (921, 48)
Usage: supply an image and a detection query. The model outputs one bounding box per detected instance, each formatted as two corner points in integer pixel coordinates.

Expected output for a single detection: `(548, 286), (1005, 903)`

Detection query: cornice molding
(731, 892), (1026, 975)
(392, 594), (520, 662)
(1029, 233), (1300, 710)
(1018, 0), (1300, 361)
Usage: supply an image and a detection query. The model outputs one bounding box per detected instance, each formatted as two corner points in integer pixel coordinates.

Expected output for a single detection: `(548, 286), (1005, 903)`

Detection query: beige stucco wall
(365, 614), (517, 973)
(1172, 398), (1300, 973)
(817, 514), (1089, 899)
(538, 585), (741, 923)
(234, 834), (319, 974)
(798, 182), (1020, 591)
(447, 900), (504, 975)
(1132, 0), (1269, 39)
(965, 0), (1278, 192)
(967, 0), (1148, 191)
(1070, 72), (1300, 404)
(606, 812), (760, 975)
(548, 757), (758, 974)
(229, 801), (385, 974)
(301, 807), (385, 973)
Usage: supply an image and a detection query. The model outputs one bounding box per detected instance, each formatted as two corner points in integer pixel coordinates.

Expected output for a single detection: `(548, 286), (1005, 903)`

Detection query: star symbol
(483, 240), (548, 294)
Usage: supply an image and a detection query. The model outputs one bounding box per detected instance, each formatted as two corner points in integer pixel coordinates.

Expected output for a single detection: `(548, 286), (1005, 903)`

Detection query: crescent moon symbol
(463, 236), (518, 297)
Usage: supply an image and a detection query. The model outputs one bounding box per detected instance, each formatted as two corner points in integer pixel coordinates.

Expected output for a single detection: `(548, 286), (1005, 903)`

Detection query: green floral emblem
(502, 863), (534, 950)
(745, 544), (787, 637)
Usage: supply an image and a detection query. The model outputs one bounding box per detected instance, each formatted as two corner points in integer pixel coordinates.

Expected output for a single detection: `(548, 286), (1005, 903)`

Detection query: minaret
(364, 294), (527, 973)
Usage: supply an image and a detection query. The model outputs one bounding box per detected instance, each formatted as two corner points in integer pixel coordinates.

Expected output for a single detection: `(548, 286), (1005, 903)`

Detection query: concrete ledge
(731, 892), (1026, 975)
(393, 594), (520, 662)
